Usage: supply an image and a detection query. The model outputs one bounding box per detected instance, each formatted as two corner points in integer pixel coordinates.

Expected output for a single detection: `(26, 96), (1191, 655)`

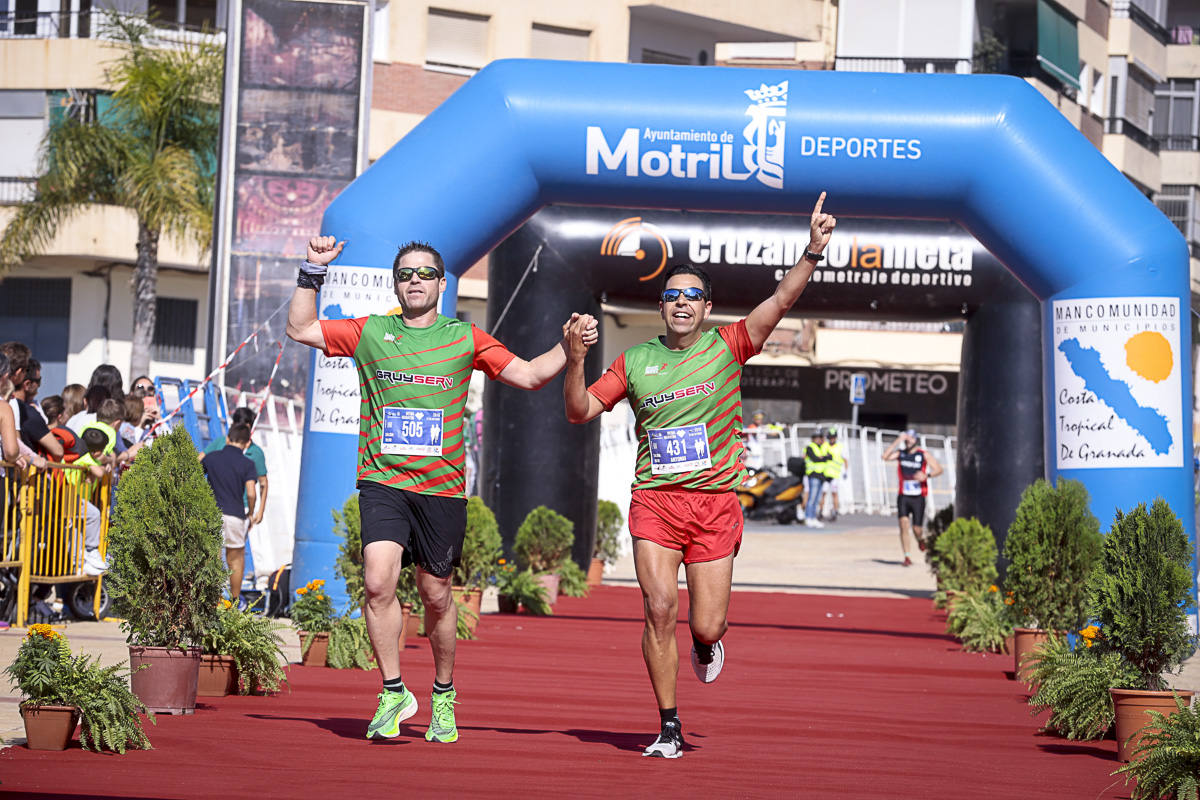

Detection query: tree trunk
(130, 221), (159, 380)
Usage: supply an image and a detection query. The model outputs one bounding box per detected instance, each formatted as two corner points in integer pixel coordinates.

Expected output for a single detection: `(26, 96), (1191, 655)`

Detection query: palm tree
(0, 14), (221, 378)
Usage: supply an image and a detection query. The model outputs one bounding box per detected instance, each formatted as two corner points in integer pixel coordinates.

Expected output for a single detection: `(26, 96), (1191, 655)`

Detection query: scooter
(735, 457), (807, 523)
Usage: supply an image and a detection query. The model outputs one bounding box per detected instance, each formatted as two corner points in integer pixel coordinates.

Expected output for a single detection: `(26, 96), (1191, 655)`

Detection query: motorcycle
(735, 457), (807, 523)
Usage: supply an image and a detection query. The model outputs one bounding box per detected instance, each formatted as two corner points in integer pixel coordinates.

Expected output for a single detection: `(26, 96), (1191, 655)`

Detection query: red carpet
(1, 587), (1132, 799)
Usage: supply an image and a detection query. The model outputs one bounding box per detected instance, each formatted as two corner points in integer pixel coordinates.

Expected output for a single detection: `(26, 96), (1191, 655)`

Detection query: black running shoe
(642, 719), (684, 759)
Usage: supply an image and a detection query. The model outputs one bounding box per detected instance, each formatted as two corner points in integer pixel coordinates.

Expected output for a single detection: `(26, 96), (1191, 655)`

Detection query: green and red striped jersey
(588, 321), (759, 492)
(321, 314), (515, 498)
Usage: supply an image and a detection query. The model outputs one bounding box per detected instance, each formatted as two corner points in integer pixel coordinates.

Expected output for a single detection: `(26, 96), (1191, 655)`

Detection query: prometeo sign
(742, 365), (958, 425)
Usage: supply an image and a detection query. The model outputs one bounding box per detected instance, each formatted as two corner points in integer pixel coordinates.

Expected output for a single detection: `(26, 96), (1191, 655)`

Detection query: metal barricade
(0, 462), (112, 626)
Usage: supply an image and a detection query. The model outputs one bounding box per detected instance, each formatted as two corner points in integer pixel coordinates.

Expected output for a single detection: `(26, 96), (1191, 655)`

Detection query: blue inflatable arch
(298, 60), (1193, 608)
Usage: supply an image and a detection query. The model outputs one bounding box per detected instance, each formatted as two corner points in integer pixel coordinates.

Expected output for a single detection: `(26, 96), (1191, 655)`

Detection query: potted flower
(495, 559), (552, 616)
(291, 579), (335, 666)
(106, 426), (227, 714)
(514, 505), (575, 604)
(1002, 478), (1102, 683)
(452, 496), (503, 635)
(1086, 499), (1196, 761)
(589, 499), (624, 587)
(5, 625), (152, 752)
(333, 492), (415, 648)
(200, 599), (289, 696)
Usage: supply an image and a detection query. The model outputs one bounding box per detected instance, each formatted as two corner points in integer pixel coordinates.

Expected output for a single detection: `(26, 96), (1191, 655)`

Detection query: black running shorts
(897, 494), (926, 527)
(357, 481), (468, 578)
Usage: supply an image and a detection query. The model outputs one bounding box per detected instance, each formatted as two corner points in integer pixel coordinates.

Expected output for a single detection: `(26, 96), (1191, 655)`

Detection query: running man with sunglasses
(564, 193), (836, 759)
(288, 236), (597, 745)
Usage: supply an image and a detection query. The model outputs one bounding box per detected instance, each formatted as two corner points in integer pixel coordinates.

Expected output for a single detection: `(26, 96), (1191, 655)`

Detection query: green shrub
(931, 517), (998, 598)
(1086, 499), (1195, 690)
(594, 500), (624, 565)
(945, 588), (1010, 653)
(107, 426), (226, 648)
(923, 502), (954, 574)
(332, 493), (364, 608)
(1003, 478), (1102, 632)
(454, 497), (502, 589)
(558, 558), (589, 598)
(514, 506), (574, 573)
(1027, 634), (1140, 740)
(327, 616), (374, 670)
(1115, 693), (1200, 799)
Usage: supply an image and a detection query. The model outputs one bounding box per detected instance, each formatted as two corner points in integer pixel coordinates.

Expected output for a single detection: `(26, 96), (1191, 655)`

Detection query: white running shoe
(82, 549), (108, 576)
(690, 639), (725, 684)
(642, 719), (684, 759)
(807, 518), (825, 529)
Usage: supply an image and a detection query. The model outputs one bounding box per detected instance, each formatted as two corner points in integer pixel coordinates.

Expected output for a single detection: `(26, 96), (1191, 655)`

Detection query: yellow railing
(1, 461), (112, 626)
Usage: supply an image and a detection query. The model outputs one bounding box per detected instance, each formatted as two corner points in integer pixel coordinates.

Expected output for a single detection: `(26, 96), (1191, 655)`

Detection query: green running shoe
(425, 689), (458, 743)
(366, 687), (418, 740)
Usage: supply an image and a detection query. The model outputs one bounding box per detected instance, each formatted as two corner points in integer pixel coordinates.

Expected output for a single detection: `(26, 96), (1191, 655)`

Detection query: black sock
(382, 676), (405, 693)
(433, 680), (454, 694)
(659, 707), (679, 726)
(692, 634), (714, 665)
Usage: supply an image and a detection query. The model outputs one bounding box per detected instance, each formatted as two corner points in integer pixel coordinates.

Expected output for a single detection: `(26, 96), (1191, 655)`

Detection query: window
(1153, 79), (1199, 151)
(640, 48), (689, 65)
(152, 297), (198, 364)
(530, 23), (589, 61)
(148, 0), (220, 31)
(1036, 0), (1080, 91)
(425, 8), (488, 75)
(1155, 185), (1200, 256)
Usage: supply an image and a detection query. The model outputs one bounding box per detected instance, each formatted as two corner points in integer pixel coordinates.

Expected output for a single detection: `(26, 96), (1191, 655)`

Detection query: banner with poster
(1052, 297), (1184, 469)
(210, 0), (370, 400)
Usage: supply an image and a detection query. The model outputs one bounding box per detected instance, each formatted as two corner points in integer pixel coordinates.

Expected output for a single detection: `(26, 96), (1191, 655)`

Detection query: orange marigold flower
(1004, 598), (1015, 605)
(296, 587), (308, 595)
(498, 558), (506, 565)
(988, 585), (998, 593)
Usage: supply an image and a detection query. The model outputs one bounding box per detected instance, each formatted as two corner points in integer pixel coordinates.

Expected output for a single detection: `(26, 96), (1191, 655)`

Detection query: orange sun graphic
(1124, 331), (1173, 383)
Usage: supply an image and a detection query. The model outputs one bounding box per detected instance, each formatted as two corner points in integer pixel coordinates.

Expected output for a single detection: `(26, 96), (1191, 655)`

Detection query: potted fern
(106, 426), (227, 714)
(327, 615), (375, 670)
(200, 599), (289, 696)
(1114, 693), (1200, 797)
(1002, 478), (1102, 683)
(1026, 631), (1140, 741)
(514, 506), (575, 605)
(589, 499), (624, 586)
(1088, 499), (1196, 762)
(496, 560), (552, 616)
(5, 625), (152, 752)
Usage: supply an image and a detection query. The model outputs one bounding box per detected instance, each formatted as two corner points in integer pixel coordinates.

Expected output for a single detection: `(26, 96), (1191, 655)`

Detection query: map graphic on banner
(1053, 296), (1182, 469)
(309, 265), (398, 434)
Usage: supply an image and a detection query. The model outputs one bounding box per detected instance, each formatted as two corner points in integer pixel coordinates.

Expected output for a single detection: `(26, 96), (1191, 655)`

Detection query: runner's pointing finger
(812, 191), (826, 219)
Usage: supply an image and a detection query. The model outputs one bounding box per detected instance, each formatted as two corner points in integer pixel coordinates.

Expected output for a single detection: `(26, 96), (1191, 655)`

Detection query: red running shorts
(628, 488), (743, 564)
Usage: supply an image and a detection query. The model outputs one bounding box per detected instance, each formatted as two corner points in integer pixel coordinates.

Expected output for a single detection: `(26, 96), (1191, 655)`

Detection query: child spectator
(67, 385), (109, 432)
(67, 427), (110, 576)
(202, 423), (259, 606)
(41, 395), (83, 463)
(79, 398), (139, 465)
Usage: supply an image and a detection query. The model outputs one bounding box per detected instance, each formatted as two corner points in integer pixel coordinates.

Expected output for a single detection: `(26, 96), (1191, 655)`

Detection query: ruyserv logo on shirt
(639, 381), (716, 410)
(375, 369), (453, 390)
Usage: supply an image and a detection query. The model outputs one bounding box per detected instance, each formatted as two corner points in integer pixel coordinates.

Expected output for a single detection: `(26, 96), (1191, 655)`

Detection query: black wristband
(297, 271), (324, 290)
(802, 248), (824, 263)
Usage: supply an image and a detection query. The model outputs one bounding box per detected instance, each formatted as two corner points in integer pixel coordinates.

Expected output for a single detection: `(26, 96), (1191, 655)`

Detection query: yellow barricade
(0, 462), (112, 626)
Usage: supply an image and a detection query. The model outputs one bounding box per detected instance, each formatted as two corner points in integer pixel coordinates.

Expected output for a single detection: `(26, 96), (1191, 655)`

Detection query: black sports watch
(802, 248), (825, 263)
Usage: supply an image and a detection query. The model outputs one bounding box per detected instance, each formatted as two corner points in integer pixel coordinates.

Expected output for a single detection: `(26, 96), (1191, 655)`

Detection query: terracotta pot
(451, 586), (483, 636)
(1110, 688), (1195, 762)
(298, 631), (329, 667)
(537, 573), (561, 605)
(587, 558), (605, 587)
(129, 645), (201, 714)
(20, 704), (79, 750)
(1012, 627), (1049, 685)
(497, 594), (519, 614)
(197, 654), (238, 697)
(398, 603), (413, 650)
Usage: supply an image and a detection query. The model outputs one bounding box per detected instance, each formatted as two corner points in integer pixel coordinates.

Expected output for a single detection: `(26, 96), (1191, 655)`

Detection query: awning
(1037, 0), (1081, 91)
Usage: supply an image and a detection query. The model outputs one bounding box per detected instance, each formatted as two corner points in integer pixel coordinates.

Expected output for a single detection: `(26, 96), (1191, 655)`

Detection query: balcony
(0, 10), (223, 41)
(0, 177), (35, 205)
(1105, 117), (1161, 153)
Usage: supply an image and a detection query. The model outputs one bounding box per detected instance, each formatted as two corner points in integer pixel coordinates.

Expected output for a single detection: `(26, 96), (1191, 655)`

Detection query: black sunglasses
(396, 266), (443, 282)
(661, 287), (707, 303)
